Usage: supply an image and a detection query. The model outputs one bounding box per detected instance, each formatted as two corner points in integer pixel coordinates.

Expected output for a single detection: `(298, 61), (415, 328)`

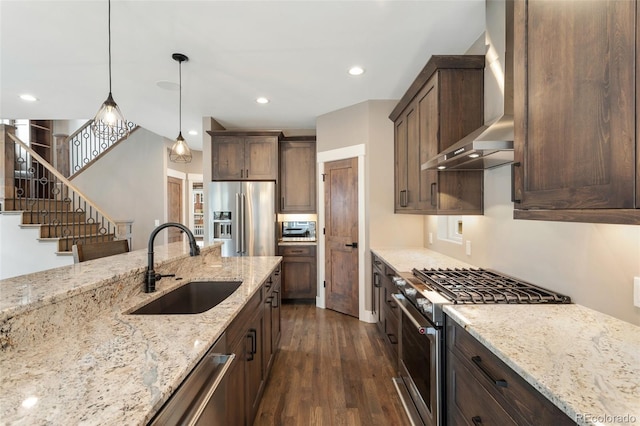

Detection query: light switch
(465, 240), (471, 256)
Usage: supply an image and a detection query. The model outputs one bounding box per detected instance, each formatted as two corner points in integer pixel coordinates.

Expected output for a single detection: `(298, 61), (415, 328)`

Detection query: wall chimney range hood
(422, 114), (514, 171)
(423, 1), (514, 171)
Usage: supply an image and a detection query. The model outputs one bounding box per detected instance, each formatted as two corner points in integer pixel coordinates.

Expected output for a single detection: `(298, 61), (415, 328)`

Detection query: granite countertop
(0, 241), (281, 425)
(371, 247), (640, 426)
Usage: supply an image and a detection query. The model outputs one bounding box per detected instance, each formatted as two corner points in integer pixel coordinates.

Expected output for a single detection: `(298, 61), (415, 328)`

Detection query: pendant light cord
(108, 0), (112, 93)
(179, 59), (182, 133)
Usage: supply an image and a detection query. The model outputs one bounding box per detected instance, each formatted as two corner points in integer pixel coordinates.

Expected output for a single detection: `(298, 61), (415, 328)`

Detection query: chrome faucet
(145, 222), (201, 293)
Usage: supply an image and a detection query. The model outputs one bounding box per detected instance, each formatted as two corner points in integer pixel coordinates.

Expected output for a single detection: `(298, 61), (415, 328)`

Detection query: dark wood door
(324, 157), (359, 318)
(212, 136), (244, 180)
(514, 0), (636, 210)
(167, 176), (183, 243)
(279, 140), (316, 212)
(245, 136), (278, 180)
(226, 338), (246, 426)
(245, 312), (264, 425)
(394, 105), (411, 211)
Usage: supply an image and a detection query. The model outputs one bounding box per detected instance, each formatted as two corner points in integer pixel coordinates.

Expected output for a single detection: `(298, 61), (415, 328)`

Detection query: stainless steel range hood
(423, 1), (514, 171)
(422, 114), (513, 171)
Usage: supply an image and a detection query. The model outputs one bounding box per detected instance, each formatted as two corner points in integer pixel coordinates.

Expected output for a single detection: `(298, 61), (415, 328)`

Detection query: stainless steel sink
(130, 281), (242, 314)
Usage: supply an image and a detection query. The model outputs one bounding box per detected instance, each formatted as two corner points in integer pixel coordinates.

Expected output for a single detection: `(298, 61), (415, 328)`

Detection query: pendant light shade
(92, 0), (129, 140)
(169, 53), (192, 163)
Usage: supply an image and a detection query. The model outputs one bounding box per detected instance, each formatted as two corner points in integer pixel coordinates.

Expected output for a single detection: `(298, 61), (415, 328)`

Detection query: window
(437, 215), (463, 244)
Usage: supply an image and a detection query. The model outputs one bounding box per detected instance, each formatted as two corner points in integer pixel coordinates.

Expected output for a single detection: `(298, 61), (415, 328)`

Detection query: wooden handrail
(7, 132), (119, 226)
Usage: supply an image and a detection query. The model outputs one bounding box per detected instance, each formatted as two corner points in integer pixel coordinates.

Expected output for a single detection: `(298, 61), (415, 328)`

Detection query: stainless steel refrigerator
(209, 181), (276, 257)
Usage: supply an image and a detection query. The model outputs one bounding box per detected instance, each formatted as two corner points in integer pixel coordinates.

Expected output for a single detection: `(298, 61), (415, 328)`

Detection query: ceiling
(0, 0), (486, 150)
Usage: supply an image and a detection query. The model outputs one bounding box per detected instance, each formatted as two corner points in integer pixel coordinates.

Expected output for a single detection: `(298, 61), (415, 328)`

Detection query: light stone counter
(371, 247), (640, 426)
(0, 241), (281, 425)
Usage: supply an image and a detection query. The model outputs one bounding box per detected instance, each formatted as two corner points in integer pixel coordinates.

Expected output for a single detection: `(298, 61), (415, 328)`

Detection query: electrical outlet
(465, 240), (472, 256)
(634, 277), (640, 308)
(154, 219), (160, 226)
(429, 232), (433, 245)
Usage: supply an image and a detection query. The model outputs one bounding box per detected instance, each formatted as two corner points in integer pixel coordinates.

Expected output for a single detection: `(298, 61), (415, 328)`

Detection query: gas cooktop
(412, 268), (572, 305)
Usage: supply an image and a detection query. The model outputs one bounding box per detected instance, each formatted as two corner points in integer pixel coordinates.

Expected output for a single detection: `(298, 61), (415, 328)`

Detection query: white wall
(317, 100), (424, 318)
(0, 213), (73, 279)
(425, 0), (640, 326)
(71, 128), (169, 251)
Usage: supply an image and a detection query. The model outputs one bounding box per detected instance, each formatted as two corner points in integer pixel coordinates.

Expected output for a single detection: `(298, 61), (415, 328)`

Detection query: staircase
(1, 122), (133, 268)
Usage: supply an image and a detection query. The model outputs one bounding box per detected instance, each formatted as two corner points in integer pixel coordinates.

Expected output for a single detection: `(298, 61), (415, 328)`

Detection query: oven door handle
(392, 294), (436, 335)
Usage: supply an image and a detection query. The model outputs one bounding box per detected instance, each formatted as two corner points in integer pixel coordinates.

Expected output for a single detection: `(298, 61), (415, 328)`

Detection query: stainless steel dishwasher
(149, 333), (235, 426)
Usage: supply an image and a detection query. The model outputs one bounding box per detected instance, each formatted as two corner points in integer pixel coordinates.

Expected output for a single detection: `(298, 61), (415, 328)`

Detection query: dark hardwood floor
(254, 304), (409, 426)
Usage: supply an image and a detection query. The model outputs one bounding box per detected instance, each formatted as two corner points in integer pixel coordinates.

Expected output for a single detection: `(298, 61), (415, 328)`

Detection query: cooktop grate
(412, 268), (572, 304)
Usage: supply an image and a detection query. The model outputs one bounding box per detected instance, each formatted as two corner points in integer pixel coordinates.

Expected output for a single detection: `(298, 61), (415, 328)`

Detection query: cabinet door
(271, 280), (281, 353)
(281, 255), (317, 299)
(514, 0), (636, 210)
(279, 140), (316, 212)
(245, 136), (278, 180)
(245, 312), (264, 425)
(394, 109), (410, 211)
(417, 79), (439, 212)
(226, 338), (246, 426)
(212, 136), (244, 180)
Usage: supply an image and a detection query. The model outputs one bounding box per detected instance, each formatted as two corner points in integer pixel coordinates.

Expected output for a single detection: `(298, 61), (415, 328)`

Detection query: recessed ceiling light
(348, 66), (365, 76)
(156, 80), (180, 90)
(188, 130), (198, 136)
(256, 97), (270, 104)
(19, 94), (38, 102)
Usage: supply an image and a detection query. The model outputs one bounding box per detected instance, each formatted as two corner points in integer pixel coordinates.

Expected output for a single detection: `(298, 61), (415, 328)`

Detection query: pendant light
(91, 0), (129, 140)
(169, 53), (193, 163)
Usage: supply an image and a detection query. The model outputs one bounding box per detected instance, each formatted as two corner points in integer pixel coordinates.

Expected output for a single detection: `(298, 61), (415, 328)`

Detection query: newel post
(0, 124), (17, 211)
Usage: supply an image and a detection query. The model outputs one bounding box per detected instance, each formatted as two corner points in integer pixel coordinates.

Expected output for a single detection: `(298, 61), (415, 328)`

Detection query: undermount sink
(130, 281), (242, 315)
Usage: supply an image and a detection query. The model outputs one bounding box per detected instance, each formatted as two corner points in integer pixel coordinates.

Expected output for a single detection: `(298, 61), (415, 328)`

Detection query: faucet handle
(156, 273), (176, 280)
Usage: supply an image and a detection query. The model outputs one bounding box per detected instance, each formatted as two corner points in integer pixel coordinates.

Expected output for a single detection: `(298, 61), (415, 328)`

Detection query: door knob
(345, 242), (358, 248)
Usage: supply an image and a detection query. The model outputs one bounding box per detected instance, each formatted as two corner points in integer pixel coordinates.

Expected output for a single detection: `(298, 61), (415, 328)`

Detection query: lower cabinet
(226, 265), (281, 425)
(372, 252), (399, 366)
(278, 244), (317, 301)
(446, 319), (573, 426)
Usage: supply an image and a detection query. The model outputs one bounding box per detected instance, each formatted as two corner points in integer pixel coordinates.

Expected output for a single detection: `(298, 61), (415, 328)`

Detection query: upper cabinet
(209, 131), (282, 181)
(279, 137), (316, 213)
(390, 56), (485, 215)
(513, 0), (640, 225)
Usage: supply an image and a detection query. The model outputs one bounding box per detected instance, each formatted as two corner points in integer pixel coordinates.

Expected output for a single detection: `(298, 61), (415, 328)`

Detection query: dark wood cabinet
(513, 0), (640, 225)
(371, 253), (399, 366)
(390, 56), (485, 215)
(278, 244), (317, 301)
(262, 265), (281, 376)
(209, 131), (281, 181)
(279, 137), (316, 213)
(226, 265), (281, 425)
(446, 319), (574, 426)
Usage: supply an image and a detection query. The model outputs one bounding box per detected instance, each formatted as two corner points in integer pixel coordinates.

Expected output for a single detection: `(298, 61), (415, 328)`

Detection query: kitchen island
(0, 241), (281, 425)
(372, 247), (640, 426)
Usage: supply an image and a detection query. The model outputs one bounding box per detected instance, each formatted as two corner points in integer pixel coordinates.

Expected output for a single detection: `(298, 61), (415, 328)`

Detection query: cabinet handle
(386, 333), (398, 345)
(246, 169), (249, 177)
(472, 416), (483, 426)
(272, 290), (279, 308)
(246, 332), (254, 361)
(430, 182), (437, 207)
(266, 296), (274, 304)
(399, 190), (408, 207)
(290, 250), (304, 254)
(373, 273), (381, 287)
(471, 356), (508, 388)
(387, 299), (397, 309)
(240, 169), (244, 178)
(281, 197), (284, 210)
(511, 162), (521, 204)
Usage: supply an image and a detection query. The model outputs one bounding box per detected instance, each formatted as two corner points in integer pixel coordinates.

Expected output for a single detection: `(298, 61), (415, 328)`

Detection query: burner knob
(392, 277), (407, 287)
(405, 288), (417, 296)
(417, 298), (433, 314)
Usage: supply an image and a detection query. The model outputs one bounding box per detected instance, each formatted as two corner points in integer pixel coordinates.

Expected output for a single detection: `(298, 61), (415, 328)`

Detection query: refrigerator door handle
(241, 193), (247, 254)
(235, 193), (242, 254)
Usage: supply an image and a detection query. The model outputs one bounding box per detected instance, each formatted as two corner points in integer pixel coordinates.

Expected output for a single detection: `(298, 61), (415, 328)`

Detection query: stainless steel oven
(390, 267), (571, 426)
(393, 293), (442, 426)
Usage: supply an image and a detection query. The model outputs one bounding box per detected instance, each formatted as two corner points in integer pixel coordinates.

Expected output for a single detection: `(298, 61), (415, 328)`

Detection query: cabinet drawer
(447, 349), (517, 426)
(278, 245), (316, 257)
(447, 321), (573, 426)
(227, 290), (263, 349)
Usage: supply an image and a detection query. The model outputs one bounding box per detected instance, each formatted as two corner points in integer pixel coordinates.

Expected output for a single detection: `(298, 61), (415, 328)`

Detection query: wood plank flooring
(254, 304), (409, 426)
